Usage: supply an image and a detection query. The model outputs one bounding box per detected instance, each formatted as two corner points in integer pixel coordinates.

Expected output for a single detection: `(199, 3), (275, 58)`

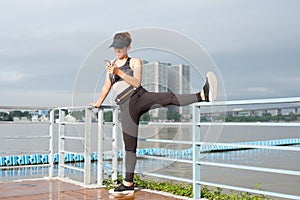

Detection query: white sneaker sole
(206, 71), (217, 102)
(108, 188), (134, 197)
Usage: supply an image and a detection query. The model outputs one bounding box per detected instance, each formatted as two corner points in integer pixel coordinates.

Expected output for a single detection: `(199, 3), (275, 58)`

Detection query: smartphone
(104, 59), (111, 66)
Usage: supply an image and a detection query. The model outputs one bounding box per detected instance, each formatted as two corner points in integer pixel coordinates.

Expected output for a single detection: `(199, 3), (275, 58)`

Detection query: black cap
(109, 38), (130, 49)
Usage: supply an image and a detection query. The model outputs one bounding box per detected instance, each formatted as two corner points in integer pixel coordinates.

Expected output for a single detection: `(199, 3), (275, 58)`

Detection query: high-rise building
(142, 61), (170, 92)
(142, 61), (171, 118)
(142, 61), (191, 119)
(168, 64), (191, 119)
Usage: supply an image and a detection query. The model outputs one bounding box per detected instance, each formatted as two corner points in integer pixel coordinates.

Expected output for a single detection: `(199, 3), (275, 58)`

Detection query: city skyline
(0, 1), (299, 106)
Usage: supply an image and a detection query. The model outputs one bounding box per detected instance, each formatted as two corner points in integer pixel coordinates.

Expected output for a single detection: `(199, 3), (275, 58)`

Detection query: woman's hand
(106, 62), (119, 75)
(89, 102), (101, 108)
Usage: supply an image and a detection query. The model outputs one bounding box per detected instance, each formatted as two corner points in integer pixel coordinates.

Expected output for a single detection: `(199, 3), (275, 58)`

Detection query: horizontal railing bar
(91, 105), (119, 109)
(139, 138), (192, 145)
(198, 122), (300, 127)
(132, 122), (300, 127)
(138, 139), (300, 151)
(54, 106), (88, 110)
(2, 97), (299, 110)
(60, 136), (85, 140)
(103, 137), (114, 140)
(60, 164), (85, 172)
(0, 122), (50, 125)
(57, 122), (85, 125)
(146, 122), (193, 126)
(102, 122), (116, 125)
(103, 151), (113, 155)
(61, 150), (84, 156)
(198, 161), (300, 176)
(55, 105), (118, 110)
(57, 121), (117, 125)
(139, 155), (192, 164)
(0, 150), (50, 156)
(194, 97), (300, 106)
(4, 121), (296, 127)
(141, 172), (192, 183)
(199, 142), (300, 151)
(0, 164), (51, 170)
(0, 135), (50, 139)
(0, 106), (54, 110)
(200, 106), (300, 115)
(198, 181), (300, 200)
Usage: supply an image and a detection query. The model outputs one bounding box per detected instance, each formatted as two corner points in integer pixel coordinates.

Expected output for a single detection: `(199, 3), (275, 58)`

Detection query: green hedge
(103, 174), (272, 199)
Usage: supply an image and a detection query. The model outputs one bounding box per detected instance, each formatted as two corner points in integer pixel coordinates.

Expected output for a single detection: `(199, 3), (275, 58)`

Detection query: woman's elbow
(134, 83), (141, 88)
(134, 81), (141, 88)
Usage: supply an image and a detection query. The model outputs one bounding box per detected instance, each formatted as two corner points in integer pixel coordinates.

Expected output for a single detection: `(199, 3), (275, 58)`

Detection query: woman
(90, 32), (217, 195)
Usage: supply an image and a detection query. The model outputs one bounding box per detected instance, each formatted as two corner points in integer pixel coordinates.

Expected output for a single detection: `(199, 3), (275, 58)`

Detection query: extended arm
(90, 70), (112, 108)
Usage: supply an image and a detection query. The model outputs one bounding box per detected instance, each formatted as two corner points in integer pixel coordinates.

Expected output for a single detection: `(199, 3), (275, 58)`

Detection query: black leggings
(119, 86), (202, 182)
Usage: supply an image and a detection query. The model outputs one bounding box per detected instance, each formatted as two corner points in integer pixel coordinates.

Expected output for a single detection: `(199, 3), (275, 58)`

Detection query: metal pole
(112, 107), (119, 181)
(58, 109), (65, 178)
(97, 108), (104, 186)
(48, 109), (54, 178)
(84, 108), (92, 185)
(192, 105), (201, 199)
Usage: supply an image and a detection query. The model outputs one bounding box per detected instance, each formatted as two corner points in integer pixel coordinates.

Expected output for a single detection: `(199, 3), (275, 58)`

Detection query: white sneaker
(109, 182), (134, 197)
(203, 71), (217, 102)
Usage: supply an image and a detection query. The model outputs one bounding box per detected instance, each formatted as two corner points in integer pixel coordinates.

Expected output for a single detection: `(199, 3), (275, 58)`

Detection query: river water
(0, 123), (299, 198)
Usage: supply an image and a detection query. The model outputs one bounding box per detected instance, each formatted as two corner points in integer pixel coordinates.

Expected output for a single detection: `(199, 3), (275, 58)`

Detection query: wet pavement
(0, 179), (186, 200)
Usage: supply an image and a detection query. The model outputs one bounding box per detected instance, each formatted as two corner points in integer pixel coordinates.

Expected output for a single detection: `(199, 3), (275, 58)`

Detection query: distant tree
(158, 109), (167, 120)
(11, 110), (23, 118)
(285, 112), (297, 122)
(0, 112), (12, 121)
(23, 111), (30, 118)
(225, 112), (298, 123)
(140, 112), (150, 122)
(71, 110), (85, 120)
(104, 111), (112, 122)
(201, 116), (209, 122)
(167, 110), (181, 122)
(272, 114), (283, 122)
(260, 113), (272, 122)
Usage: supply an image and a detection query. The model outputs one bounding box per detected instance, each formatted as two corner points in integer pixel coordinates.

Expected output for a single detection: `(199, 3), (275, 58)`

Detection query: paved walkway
(0, 179), (186, 200)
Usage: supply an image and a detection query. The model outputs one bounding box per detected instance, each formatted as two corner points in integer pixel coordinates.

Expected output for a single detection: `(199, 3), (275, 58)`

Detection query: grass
(103, 174), (272, 199)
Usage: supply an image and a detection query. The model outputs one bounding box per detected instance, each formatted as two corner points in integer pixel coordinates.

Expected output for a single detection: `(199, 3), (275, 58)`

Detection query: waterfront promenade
(0, 179), (187, 200)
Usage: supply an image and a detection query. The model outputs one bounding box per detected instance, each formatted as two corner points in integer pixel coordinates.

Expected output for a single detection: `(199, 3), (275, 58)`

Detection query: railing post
(48, 109), (54, 178)
(193, 104), (201, 199)
(58, 109), (65, 178)
(84, 108), (92, 185)
(122, 138), (126, 179)
(112, 107), (119, 182)
(97, 108), (104, 186)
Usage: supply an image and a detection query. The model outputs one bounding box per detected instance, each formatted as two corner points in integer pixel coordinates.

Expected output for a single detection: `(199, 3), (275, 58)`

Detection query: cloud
(0, 71), (25, 82)
(0, 0), (299, 106)
(276, 76), (300, 83)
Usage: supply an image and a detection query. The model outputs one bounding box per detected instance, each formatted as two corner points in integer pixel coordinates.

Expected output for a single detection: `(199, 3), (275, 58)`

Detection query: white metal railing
(96, 106), (119, 186)
(1, 97), (300, 199)
(53, 106), (119, 187)
(0, 106), (54, 178)
(0, 105), (120, 187)
(193, 97), (300, 199)
(130, 97), (300, 199)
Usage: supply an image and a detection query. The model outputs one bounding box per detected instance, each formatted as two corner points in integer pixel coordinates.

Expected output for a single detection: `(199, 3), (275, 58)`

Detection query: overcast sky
(0, 0), (299, 107)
